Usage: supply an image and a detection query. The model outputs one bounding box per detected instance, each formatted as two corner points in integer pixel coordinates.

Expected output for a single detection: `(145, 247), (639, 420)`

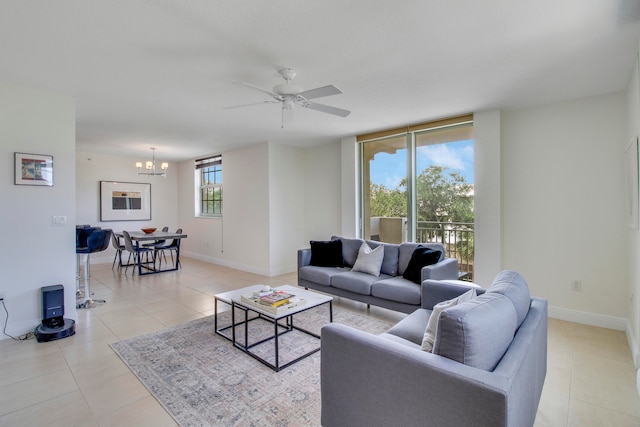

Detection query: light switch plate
(52, 215), (67, 226)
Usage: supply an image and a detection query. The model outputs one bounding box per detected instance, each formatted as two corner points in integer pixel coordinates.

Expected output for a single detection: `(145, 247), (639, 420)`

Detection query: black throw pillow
(310, 240), (344, 267)
(402, 246), (442, 284)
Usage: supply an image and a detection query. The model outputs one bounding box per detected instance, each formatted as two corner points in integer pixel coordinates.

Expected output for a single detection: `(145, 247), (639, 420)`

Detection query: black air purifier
(35, 284), (75, 343)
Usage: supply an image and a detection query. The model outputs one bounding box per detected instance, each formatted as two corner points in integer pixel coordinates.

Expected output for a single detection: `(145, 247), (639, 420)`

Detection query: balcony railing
(416, 221), (474, 280)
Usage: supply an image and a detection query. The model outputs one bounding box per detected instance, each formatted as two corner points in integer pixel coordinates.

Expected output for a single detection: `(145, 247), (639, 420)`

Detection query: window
(358, 115), (474, 278)
(195, 155), (222, 217)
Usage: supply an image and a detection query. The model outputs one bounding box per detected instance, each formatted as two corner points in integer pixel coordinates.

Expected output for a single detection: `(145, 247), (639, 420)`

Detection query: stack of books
(240, 290), (304, 315)
(257, 291), (293, 307)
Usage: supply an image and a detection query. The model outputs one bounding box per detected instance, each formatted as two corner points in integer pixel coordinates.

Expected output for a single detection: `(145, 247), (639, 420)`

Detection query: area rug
(111, 305), (395, 426)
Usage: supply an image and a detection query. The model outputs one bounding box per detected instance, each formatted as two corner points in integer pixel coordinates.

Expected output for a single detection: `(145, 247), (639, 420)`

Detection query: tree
(369, 182), (407, 218)
(414, 165), (473, 224)
(369, 165), (474, 262)
(370, 165), (473, 223)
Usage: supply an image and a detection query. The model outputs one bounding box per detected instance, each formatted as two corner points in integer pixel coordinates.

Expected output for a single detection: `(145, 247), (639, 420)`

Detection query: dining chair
(122, 230), (155, 275)
(155, 228), (183, 269)
(110, 232), (127, 269)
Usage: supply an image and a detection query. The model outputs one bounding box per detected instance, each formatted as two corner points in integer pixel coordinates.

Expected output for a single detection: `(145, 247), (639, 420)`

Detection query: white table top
(215, 284), (332, 319)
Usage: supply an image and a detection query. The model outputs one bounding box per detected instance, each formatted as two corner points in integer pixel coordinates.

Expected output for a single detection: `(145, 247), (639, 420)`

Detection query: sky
(370, 140), (474, 188)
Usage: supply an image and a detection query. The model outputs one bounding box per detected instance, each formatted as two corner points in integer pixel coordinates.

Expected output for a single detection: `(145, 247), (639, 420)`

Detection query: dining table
(117, 230), (188, 275)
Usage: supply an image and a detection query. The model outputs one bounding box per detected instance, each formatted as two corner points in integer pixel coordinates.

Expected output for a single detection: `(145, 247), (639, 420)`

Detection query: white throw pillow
(421, 288), (477, 352)
(351, 241), (385, 276)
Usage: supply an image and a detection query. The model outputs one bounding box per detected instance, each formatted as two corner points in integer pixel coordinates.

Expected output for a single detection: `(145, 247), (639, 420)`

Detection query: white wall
(178, 142), (271, 275)
(0, 81), (76, 339)
(473, 110), (502, 286)
(76, 151), (179, 264)
(502, 92), (628, 326)
(268, 143), (305, 275)
(626, 50), (640, 374)
(303, 142), (343, 242)
(341, 136), (359, 237)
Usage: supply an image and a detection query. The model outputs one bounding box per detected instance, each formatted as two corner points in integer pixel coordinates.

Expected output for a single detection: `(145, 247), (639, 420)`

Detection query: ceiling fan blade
(234, 81), (280, 99)
(304, 101), (351, 117)
(298, 85), (342, 100)
(222, 100), (278, 109)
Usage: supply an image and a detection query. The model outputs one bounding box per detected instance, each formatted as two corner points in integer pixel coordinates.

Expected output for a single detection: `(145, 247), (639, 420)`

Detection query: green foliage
(370, 182), (407, 217)
(370, 165), (473, 223)
(415, 165), (473, 223)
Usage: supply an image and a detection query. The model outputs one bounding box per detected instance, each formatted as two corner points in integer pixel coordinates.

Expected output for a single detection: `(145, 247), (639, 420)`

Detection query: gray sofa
(298, 235), (459, 313)
(321, 270), (548, 427)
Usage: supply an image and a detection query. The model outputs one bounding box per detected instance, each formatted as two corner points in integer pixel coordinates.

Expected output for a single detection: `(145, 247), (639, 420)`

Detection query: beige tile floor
(0, 257), (638, 426)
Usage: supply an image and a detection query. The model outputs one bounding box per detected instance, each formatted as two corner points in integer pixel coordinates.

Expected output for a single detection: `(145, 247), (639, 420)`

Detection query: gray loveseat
(298, 235), (459, 313)
(321, 270), (548, 427)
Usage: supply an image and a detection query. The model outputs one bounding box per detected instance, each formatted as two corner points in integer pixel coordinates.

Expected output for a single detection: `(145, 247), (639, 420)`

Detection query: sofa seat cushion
(486, 270), (531, 327)
(371, 276), (422, 305)
(299, 265), (350, 287)
(331, 271), (389, 295)
(385, 307), (431, 345)
(433, 292), (518, 371)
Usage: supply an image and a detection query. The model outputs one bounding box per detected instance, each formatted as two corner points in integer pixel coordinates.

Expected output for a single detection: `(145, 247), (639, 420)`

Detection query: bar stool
(76, 228), (112, 308)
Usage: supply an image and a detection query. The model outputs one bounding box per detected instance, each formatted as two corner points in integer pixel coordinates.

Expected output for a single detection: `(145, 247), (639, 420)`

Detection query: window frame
(195, 155), (223, 218)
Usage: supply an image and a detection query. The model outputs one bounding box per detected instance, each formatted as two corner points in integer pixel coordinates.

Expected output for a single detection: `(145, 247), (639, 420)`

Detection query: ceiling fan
(224, 68), (351, 127)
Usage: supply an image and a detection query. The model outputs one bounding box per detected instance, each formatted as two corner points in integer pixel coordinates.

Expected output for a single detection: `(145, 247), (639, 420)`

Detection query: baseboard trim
(0, 318), (41, 341)
(627, 319), (640, 370)
(548, 305), (627, 330)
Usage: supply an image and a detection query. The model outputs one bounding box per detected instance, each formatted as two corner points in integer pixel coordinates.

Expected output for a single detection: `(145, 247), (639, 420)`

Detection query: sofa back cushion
(398, 242), (445, 275)
(486, 270), (531, 328)
(366, 240), (399, 276)
(331, 236), (363, 267)
(433, 292), (518, 371)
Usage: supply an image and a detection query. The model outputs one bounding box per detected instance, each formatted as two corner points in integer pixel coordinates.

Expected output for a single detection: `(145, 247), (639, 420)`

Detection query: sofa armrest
(321, 323), (509, 427)
(420, 257), (459, 281)
(297, 248), (312, 270)
(421, 279), (484, 310)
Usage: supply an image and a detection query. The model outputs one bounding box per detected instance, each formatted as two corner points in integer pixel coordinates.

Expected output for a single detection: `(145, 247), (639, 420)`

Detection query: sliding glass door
(359, 117), (474, 278)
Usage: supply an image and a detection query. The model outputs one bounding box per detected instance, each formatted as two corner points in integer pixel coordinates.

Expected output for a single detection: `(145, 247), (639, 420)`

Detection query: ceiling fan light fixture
(273, 83), (303, 96)
(283, 99), (295, 110)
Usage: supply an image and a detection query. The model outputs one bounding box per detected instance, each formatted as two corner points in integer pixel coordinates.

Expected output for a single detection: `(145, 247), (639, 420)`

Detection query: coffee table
(214, 284), (333, 371)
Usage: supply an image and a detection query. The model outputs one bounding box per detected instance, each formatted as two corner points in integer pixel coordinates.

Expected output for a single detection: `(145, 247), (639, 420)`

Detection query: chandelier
(136, 147), (168, 177)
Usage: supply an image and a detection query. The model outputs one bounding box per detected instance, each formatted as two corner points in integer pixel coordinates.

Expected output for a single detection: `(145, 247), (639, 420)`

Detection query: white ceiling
(2, 1), (640, 161)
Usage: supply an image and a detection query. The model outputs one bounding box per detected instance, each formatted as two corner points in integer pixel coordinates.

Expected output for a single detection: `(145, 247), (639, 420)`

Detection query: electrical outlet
(571, 280), (582, 292)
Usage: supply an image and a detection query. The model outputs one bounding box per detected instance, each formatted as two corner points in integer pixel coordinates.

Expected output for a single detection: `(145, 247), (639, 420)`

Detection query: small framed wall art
(14, 152), (54, 186)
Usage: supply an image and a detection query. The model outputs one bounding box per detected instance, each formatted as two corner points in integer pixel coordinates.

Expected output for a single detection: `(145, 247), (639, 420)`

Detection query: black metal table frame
(132, 239), (182, 275)
(214, 297), (332, 372)
(116, 231), (186, 276)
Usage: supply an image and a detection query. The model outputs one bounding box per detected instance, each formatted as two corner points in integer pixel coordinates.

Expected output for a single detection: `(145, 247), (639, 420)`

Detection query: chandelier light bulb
(136, 147), (168, 177)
